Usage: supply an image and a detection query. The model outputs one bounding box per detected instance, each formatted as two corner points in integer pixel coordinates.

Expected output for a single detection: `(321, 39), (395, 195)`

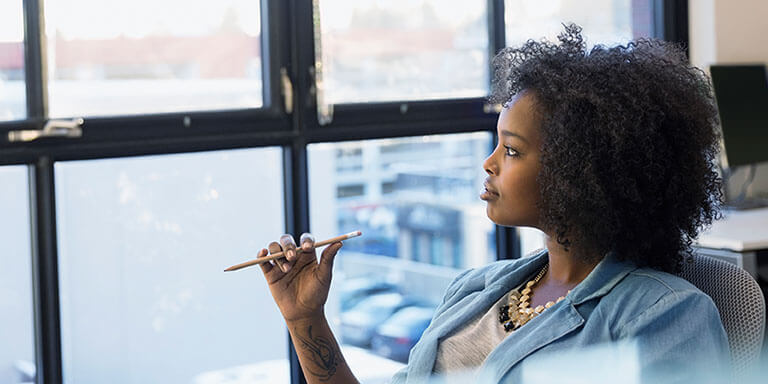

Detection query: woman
(257, 24), (730, 383)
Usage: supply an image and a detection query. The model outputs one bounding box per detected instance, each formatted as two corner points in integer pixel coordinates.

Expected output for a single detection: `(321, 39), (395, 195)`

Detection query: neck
(543, 234), (600, 286)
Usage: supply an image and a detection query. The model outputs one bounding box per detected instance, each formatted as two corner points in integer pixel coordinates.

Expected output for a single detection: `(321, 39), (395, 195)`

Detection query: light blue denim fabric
(390, 249), (730, 384)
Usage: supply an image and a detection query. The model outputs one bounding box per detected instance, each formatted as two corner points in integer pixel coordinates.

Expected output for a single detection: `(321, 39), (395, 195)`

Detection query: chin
(486, 208), (515, 227)
(486, 207), (535, 228)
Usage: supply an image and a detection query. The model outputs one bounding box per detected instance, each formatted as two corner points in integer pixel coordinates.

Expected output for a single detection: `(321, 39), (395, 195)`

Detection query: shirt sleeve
(617, 290), (731, 383)
(388, 365), (408, 384)
(436, 268), (473, 311)
(388, 267), (475, 384)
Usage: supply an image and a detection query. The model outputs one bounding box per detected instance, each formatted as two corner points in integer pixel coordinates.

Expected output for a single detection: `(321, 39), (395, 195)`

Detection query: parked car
(371, 305), (436, 362)
(338, 277), (398, 312)
(339, 292), (421, 347)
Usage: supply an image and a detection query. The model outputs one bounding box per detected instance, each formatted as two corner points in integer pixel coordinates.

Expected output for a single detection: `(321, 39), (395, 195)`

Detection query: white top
(695, 206), (768, 251)
(432, 292), (510, 381)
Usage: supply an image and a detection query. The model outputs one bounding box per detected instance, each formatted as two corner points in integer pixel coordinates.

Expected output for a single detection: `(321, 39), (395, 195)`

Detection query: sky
(0, 0), (630, 43)
(0, 0), (261, 42)
(320, 0), (484, 31)
(0, 1), (23, 42)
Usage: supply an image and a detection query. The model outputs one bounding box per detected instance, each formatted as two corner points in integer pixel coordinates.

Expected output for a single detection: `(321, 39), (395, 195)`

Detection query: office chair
(679, 253), (766, 375)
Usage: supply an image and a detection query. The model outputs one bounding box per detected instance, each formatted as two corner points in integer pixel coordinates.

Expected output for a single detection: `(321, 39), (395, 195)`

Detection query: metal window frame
(655, 0), (689, 50)
(29, 157), (61, 384)
(2, 0), (292, 165)
(2, 0), (687, 383)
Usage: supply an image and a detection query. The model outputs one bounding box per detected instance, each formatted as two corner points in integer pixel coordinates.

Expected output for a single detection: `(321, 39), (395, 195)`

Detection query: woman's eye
(504, 146), (519, 157)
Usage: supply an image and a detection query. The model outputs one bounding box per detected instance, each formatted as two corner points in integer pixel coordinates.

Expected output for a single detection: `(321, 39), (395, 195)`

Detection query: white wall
(689, 0), (768, 201)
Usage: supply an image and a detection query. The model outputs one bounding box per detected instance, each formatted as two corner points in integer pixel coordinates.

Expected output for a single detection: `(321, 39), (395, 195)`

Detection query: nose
(483, 151), (497, 176)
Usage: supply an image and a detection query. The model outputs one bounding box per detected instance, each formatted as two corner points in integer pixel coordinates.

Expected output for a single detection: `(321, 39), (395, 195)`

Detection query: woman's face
(481, 91), (543, 228)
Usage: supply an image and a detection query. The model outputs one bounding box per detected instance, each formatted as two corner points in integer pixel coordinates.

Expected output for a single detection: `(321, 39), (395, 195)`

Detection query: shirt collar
(568, 249), (638, 305)
(481, 247), (636, 305)
(484, 248), (549, 290)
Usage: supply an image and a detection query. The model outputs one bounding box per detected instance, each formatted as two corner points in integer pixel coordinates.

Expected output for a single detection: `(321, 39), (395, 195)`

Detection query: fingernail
(287, 250), (295, 260)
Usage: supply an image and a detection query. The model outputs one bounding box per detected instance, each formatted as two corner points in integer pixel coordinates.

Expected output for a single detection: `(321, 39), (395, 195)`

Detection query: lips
(480, 181), (500, 201)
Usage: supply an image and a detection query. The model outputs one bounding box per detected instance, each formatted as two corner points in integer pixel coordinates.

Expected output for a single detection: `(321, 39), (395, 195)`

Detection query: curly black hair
(490, 24), (723, 273)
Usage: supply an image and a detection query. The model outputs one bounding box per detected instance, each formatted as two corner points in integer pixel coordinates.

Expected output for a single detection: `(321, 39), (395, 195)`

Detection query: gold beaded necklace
(498, 264), (569, 332)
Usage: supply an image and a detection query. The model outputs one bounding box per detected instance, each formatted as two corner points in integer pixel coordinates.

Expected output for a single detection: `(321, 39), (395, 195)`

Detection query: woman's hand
(259, 233), (343, 323)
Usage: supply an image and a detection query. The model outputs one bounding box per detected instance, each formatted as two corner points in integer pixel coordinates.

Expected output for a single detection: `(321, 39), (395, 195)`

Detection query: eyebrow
(501, 130), (529, 144)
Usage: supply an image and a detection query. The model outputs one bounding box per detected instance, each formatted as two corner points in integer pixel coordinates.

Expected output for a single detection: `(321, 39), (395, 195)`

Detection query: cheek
(491, 168), (541, 225)
(501, 171), (539, 203)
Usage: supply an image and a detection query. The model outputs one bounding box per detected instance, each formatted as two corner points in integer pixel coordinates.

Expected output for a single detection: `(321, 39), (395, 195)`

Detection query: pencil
(224, 231), (362, 272)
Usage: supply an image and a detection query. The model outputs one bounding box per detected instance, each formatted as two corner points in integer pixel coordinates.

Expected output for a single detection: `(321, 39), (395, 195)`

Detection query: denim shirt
(390, 249), (730, 383)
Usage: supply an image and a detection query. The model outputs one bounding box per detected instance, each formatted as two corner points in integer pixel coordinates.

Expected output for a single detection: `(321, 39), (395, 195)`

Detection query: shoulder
(621, 267), (716, 307)
(604, 268), (730, 376)
(622, 267), (708, 302)
(605, 267), (721, 336)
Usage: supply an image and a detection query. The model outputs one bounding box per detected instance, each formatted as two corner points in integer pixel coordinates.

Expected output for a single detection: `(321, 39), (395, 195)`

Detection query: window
(0, 0), (25, 121)
(505, 0), (655, 47)
(44, 0), (263, 117)
(316, 0), (488, 104)
(55, 148), (287, 383)
(0, 166), (35, 383)
(0, 1), (686, 383)
(309, 132), (494, 380)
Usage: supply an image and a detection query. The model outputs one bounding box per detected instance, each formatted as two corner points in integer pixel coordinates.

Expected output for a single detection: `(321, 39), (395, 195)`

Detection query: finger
(300, 232), (316, 252)
(318, 241), (343, 282)
(257, 248), (278, 276)
(297, 233), (318, 264)
(268, 241), (291, 273)
(279, 234), (298, 262)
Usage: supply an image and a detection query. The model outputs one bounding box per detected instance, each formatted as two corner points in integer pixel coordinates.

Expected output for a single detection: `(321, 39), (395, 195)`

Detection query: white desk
(695, 206), (768, 278)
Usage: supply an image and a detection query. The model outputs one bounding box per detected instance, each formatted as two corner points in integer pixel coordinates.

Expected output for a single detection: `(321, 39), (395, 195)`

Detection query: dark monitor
(709, 65), (768, 168)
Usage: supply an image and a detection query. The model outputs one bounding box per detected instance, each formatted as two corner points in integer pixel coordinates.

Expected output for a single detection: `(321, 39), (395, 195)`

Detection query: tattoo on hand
(297, 325), (340, 381)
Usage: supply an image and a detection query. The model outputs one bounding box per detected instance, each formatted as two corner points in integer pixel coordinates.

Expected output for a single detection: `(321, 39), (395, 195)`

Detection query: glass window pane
(317, 0), (489, 104)
(0, 166), (35, 384)
(45, 0), (262, 118)
(308, 133), (494, 380)
(0, 0), (26, 121)
(505, 0), (655, 47)
(55, 148), (287, 383)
